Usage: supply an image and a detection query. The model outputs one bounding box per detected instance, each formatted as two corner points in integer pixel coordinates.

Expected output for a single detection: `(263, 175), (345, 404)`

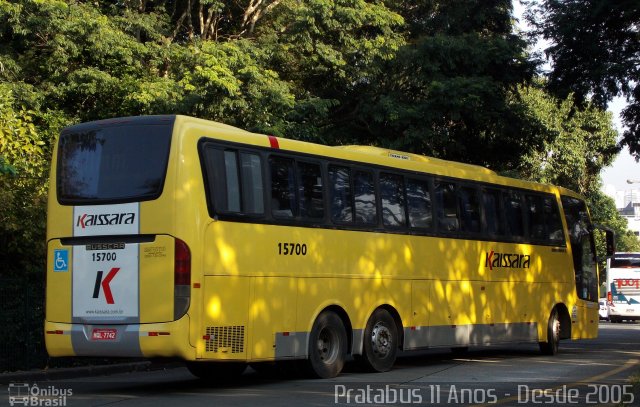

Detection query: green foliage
(511, 82), (638, 263)
(526, 0), (640, 159)
(176, 39), (295, 132)
(254, 0), (405, 140)
(515, 83), (618, 195)
(0, 87), (48, 276)
(589, 190), (640, 254)
(0, 156), (16, 175)
(0, 89), (45, 176)
(336, 0), (539, 171)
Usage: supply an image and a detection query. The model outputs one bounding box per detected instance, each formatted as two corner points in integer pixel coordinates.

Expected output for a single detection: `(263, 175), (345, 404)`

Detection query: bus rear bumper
(45, 316), (195, 360)
(608, 309), (640, 321)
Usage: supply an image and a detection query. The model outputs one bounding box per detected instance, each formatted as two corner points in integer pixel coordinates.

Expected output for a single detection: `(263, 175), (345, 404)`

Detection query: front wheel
(306, 311), (347, 378)
(358, 308), (398, 372)
(539, 308), (560, 355)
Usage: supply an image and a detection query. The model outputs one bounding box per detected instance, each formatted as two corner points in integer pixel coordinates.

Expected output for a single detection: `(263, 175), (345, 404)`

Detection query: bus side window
(240, 152), (264, 214)
(527, 194), (545, 241)
(434, 181), (459, 232)
(298, 161), (324, 220)
(406, 178), (432, 230)
(380, 173), (406, 228)
(458, 186), (481, 233)
(483, 188), (504, 236)
(543, 196), (564, 245)
(203, 147), (265, 216)
(354, 170), (377, 225)
(270, 156), (297, 219)
(329, 165), (354, 223)
(223, 150), (241, 212)
(504, 190), (524, 238)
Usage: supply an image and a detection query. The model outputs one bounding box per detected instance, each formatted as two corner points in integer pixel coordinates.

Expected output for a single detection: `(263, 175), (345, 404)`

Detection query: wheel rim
(370, 322), (392, 358)
(316, 326), (339, 364)
(552, 317), (560, 343)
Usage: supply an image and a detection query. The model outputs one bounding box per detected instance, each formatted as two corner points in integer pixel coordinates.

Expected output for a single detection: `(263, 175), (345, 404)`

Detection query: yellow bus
(45, 115), (610, 379)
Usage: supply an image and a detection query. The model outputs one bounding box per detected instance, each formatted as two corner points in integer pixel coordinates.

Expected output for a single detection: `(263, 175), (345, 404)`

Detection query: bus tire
(359, 308), (398, 372)
(186, 361), (247, 380)
(539, 308), (560, 356)
(306, 311), (347, 379)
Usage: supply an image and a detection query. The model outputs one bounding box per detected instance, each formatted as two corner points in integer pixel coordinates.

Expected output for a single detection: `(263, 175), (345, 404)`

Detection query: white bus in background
(607, 253), (640, 323)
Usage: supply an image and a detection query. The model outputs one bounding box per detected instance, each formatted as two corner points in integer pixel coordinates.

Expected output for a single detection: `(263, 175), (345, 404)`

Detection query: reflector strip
(145, 332), (170, 337)
(268, 135), (279, 149)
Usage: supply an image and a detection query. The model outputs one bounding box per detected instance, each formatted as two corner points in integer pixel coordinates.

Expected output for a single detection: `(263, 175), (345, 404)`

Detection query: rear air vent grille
(205, 326), (245, 353)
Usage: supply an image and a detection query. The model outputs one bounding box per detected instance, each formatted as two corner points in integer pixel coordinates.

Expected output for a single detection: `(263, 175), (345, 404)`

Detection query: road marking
(472, 358), (640, 406)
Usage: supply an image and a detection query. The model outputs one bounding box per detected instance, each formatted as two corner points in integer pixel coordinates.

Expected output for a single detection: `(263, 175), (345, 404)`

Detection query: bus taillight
(174, 238), (191, 319)
(175, 239), (191, 286)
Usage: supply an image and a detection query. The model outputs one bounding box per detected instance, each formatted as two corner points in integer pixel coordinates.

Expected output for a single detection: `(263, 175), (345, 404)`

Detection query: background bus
(606, 252), (640, 322)
(45, 115), (610, 379)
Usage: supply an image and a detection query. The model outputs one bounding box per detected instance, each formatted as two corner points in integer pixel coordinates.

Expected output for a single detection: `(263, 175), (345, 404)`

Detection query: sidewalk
(0, 361), (154, 384)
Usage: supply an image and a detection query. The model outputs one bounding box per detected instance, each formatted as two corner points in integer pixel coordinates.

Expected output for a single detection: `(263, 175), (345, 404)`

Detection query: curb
(0, 361), (153, 384)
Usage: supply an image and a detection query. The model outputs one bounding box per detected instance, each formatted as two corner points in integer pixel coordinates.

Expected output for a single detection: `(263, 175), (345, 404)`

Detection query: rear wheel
(306, 311), (347, 378)
(186, 361), (247, 380)
(539, 308), (560, 355)
(358, 308), (398, 372)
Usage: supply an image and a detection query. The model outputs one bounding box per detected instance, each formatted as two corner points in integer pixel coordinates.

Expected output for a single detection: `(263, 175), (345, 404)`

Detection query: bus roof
(171, 115), (585, 197)
(73, 115), (581, 199)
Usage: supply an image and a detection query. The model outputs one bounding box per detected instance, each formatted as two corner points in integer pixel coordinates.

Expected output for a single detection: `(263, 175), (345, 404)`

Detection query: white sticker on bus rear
(72, 243), (139, 319)
(73, 203), (139, 237)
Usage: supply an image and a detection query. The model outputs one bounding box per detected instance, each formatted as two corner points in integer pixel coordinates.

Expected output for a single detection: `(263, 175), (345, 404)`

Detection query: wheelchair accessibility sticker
(54, 249), (69, 272)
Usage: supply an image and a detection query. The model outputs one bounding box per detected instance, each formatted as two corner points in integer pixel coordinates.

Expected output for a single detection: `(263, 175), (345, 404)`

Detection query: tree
(512, 82), (639, 263)
(515, 83), (619, 195)
(526, 0), (640, 159)
(331, 0), (541, 171)
(0, 87), (48, 275)
(175, 39), (296, 133)
(589, 190), (640, 255)
(253, 0), (405, 140)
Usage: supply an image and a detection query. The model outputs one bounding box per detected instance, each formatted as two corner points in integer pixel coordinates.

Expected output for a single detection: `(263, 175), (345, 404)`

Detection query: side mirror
(605, 229), (616, 257)
(593, 224), (616, 257)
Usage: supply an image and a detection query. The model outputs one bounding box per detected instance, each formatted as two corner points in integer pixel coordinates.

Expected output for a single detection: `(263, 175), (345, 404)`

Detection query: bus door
(561, 196), (598, 338)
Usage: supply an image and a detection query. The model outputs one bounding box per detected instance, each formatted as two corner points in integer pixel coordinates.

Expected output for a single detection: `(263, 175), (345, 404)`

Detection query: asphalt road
(3, 322), (639, 406)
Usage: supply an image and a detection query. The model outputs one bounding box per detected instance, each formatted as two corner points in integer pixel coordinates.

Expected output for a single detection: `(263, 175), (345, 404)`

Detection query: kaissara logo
(93, 268), (120, 304)
(76, 212), (135, 229)
(485, 250), (531, 271)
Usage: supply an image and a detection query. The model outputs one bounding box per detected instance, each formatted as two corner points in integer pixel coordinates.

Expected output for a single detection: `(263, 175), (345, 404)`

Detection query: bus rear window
(57, 123), (172, 204)
(611, 255), (640, 268)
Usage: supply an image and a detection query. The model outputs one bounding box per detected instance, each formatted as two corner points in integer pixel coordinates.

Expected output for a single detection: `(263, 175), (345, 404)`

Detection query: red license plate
(92, 328), (117, 341)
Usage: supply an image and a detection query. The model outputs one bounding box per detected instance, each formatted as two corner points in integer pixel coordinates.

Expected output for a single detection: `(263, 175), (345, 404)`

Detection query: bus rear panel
(607, 253), (640, 322)
(45, 116), (193, 359)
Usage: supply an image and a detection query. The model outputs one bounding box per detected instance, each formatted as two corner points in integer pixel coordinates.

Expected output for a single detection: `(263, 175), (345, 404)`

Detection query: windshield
(57, 120), (173, 204)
